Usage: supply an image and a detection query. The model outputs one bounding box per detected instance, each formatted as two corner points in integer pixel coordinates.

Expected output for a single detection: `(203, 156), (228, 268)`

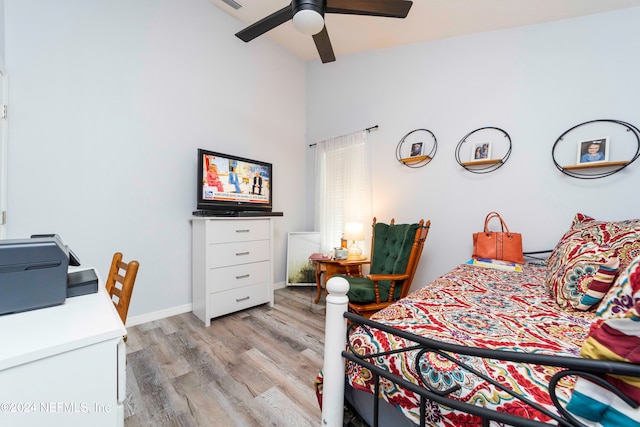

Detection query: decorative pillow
(555, 212), (599, 244)
(548, 213), (640, 273)
(576, 257), (620, 311)
(584, 225), (640, 273)
(566, 260), (640, 425)
(597, 255), (640, 319)
(545, 239), (619, 310)
(546, 213), (640, 310)
(546, 213), (601, 280)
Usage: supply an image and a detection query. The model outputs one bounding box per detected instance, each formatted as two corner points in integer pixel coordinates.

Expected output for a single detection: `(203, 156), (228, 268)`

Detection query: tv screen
(196, 148), (273, 213)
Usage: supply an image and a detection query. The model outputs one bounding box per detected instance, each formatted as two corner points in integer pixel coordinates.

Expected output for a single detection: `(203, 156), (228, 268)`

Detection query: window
(314, 131), (372, 254)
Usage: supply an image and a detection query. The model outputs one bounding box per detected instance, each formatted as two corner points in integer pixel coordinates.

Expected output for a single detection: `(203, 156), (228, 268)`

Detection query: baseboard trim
(125, 282), (288, 326)
(125, 303), (193, 327)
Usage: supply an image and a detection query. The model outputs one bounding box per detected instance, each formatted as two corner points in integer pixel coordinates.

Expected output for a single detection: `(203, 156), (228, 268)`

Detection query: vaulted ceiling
(210, 0), (640, 62)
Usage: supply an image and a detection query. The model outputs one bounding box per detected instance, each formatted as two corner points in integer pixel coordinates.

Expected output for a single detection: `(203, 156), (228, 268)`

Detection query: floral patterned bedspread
(346, 263), (597, 426)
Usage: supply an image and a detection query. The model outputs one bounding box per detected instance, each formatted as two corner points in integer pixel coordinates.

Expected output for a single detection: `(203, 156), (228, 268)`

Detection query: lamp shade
(344, 222), (364, 241)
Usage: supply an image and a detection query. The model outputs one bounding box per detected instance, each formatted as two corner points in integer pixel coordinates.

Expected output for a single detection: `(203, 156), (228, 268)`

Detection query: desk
(311, 258), (368, 304)
(0, 269), (127, 427)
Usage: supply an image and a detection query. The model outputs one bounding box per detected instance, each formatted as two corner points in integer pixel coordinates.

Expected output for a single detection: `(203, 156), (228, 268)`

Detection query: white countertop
(0, 268), (126, 371)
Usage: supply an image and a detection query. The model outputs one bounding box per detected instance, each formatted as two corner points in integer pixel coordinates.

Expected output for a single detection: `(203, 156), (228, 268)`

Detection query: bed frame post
(321, 276), (349, 427)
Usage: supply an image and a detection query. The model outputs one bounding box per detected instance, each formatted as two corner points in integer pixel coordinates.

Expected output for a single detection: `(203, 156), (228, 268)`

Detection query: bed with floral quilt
(317, 213), (640, 427)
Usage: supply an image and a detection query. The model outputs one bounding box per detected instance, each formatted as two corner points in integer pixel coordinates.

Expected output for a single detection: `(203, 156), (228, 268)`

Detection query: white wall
(5, 3), (640, 319)
(0, 0), (4, 63)
(306, 8), (640, 290)
(4, 0), (308, 319)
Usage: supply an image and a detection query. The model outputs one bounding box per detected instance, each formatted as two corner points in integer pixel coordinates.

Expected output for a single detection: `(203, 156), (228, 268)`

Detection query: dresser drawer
(208, 283), (269, 319)
(207, 261), (269, 293)
(208, 240), (269, 268)
(206, 219), (270, 244)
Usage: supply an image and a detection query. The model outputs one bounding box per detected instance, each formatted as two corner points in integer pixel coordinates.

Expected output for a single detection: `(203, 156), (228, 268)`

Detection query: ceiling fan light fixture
(236, 0), (412, 63)
(292, 0), (325, 35)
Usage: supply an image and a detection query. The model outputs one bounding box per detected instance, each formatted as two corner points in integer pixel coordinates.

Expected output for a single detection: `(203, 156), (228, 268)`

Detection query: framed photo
(286, 232), (320, 286)
(410, 142), (423, 157)
(577, 137), (609, 164)
(471, 142), (491, 161)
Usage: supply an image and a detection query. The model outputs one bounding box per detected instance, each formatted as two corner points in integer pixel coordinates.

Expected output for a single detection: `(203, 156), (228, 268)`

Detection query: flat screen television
(196, 148), (273, 214)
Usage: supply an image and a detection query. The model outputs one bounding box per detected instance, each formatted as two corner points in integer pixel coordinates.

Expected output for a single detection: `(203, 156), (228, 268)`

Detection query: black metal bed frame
(344, 311), (640, 427)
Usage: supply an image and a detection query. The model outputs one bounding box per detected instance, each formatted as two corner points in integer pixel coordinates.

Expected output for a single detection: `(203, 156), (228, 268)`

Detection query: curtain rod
(308, 125), (379, 147)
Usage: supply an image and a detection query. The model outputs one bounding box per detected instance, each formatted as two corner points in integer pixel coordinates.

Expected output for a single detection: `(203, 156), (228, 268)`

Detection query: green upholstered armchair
(337, 217), (430, 318)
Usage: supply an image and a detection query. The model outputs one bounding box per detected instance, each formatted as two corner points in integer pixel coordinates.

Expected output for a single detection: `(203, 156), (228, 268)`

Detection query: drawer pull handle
(236, 229), (250, 233)
(236, 274), (250, 279)
(235, 252), (250, 256)
(236, 296), (250, 302)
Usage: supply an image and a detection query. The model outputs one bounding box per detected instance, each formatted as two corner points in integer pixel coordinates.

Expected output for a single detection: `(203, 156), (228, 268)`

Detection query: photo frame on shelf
(410, 142), (424, 157)
(286, 232), (320, 286)
(471, 142), (491, 161)
(577, 137), (609, 164)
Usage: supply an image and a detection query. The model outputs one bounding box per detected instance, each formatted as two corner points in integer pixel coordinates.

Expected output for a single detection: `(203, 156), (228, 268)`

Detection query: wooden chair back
(105, 252), (139, 324)
(398, 219), (430, 299)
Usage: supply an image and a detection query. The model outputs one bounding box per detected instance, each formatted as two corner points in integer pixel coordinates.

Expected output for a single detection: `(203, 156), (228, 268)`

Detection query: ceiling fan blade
(325, 0), (412, 18)
(235, 5), (294, 42)
(312, 26), (336, 63)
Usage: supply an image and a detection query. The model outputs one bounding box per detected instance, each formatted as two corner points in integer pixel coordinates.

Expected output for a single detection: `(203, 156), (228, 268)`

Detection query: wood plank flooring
(124, 286), (327, 427)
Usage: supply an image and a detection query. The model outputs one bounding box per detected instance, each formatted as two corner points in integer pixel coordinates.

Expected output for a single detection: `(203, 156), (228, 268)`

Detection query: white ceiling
(210, 0), (640, 62)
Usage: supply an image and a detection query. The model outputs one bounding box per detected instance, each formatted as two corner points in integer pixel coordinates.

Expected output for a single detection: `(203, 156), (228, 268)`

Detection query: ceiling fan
(235, 0), (414, 63)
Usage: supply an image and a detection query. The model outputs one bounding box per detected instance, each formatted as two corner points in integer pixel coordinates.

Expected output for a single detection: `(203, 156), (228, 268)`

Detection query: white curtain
(314, 130), (372, 255)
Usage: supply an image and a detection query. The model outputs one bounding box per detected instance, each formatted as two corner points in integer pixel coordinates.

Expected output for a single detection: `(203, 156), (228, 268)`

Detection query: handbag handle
(483, 212), (512, 235)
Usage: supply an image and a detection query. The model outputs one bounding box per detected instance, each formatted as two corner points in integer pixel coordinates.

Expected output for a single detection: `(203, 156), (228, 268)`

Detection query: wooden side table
(311, 258), (368, 304)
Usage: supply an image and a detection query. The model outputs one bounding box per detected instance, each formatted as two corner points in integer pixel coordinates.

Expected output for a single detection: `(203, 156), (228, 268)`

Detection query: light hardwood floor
(124, 286), (327, 427)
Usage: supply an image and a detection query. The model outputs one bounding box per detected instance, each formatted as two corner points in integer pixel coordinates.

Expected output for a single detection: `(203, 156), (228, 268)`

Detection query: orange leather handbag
(472, 212), (524, 264)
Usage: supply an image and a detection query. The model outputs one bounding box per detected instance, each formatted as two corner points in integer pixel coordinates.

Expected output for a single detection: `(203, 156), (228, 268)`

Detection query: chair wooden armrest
(367, 273), (410, 304)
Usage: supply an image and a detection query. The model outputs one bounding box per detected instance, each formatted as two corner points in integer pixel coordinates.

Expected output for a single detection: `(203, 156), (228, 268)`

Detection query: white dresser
(0, 269), (127, 427)
(192, 217), (275, 326)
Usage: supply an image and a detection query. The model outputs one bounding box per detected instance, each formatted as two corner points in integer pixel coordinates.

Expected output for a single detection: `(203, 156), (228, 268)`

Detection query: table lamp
(344, 222), (364, 260)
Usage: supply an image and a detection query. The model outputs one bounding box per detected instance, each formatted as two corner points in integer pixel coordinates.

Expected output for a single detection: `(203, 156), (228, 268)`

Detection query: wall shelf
(460, 159), (503, 167)
(400, 155), (431, 164)
(563, 160), (629, 170)
(552, 119), (640, 179)
(455, 127), (512, 174)
(396, 129), (437, 168)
